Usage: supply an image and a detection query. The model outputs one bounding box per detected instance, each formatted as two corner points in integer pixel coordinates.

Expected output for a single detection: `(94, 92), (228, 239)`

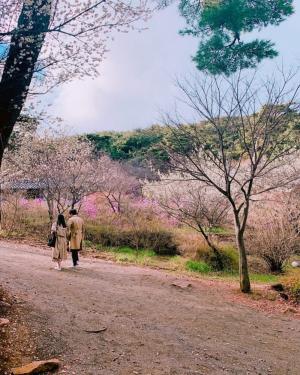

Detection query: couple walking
(51, 209), (84, 270)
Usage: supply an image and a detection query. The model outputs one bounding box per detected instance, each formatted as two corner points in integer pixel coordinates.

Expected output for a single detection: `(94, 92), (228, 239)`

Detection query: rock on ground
(291, 260), (300, 268)
(0, 317), (9, 326)
(11, 359), (60, 374)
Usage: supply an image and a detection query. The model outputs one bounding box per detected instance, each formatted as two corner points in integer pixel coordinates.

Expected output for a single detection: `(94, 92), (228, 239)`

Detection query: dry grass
(173, 228), (206, 257)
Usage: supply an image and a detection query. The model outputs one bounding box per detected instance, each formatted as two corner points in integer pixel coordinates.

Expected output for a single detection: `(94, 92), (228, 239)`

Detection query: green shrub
(280, 270), (300, 303)
(141, 229), (178, 256)
(83, 239), (94, 248)
(221, 245), (239, 271)
(196, 244), (239, 271)
(84, 224), (127, 247)
(84, 223), (178, 255)
(186, 260), (212, 273)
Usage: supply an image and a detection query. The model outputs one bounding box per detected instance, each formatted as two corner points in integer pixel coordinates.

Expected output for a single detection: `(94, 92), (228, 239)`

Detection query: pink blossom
(82, 196), (98, 219)
(34, 197), (44, 205)
(19, 198), (29, 207)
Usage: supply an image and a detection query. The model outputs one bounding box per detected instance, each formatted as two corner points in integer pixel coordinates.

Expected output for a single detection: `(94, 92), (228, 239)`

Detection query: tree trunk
(0, 179), (2, 231)
(0, 0), (52, 161)
(236, 230), (251, 293)
(46, 197), (54, 224)
(197, 223), (224, 270)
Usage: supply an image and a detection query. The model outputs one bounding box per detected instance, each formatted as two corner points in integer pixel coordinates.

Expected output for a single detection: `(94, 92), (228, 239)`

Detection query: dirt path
(0, 242), (299, 375)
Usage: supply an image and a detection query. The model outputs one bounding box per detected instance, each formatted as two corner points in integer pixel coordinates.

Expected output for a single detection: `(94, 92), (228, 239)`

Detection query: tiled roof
(8, 180), (46, 190)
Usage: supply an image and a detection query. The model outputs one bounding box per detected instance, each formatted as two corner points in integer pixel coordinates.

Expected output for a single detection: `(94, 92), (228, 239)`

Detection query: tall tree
(161, 71), (300, 293)
(0, 0), (150, 161)
(178, 0), (294, 75)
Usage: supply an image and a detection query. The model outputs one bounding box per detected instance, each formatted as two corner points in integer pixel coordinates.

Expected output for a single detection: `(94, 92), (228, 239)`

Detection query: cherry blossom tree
(100, 156), (140, 213)
(7, 131), (106, 221)
(6, 129), (141, 222)
(0, 0), (151, 161)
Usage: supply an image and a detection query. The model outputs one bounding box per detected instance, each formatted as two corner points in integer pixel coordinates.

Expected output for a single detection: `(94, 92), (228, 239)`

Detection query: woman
(51, 214), (68, 270)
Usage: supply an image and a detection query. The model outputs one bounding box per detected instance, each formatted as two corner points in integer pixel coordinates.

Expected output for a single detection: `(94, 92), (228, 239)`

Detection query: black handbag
(47, 232), (56, 247)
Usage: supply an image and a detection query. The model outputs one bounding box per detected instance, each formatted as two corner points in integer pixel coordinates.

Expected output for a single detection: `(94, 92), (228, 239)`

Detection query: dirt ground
(0, 241), (299, 375)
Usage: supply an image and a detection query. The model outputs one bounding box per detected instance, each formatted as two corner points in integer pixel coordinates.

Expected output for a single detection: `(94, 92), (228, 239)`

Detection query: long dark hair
(57, 214), (67, 228)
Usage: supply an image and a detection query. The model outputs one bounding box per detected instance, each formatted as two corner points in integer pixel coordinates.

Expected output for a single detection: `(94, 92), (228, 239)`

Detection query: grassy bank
(84, 243), (280, 285)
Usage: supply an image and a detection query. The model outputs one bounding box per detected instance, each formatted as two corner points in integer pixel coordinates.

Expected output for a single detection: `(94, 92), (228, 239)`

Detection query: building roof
(6, 180), (47, 190)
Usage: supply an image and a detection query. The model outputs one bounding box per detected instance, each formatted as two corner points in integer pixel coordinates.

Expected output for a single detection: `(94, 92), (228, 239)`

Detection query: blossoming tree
(0, 0), (151, 161)
(7, 131), (106, 221)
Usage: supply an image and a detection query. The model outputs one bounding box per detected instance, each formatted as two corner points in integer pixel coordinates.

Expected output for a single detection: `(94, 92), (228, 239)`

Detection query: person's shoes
(54, 265), (61, 271)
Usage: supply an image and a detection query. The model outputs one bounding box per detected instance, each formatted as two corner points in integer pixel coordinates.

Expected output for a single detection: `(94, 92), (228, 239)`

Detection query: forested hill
(85, 125), (169, 174)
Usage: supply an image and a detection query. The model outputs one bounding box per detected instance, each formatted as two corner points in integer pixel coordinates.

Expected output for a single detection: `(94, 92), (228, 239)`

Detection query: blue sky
(48, 1), (300, 134)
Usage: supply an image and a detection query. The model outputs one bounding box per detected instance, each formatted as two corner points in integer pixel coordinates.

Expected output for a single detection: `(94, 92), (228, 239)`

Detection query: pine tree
(179, 0), (294, 75)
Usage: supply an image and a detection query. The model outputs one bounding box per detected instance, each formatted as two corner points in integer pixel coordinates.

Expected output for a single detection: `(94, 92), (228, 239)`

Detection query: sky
(48, 1), (300, 134)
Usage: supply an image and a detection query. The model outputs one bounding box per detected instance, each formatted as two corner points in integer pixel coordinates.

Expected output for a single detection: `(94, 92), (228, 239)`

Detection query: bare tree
(0, 0), (151, 161)
(162, 71), (300, 292)
(285, 186), (300, 238)
(247, 201), (300, 273)
(144, 176), (230, 270)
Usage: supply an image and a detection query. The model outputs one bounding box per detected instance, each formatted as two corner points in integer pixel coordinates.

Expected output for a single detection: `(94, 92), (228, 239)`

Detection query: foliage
(280, 270), (300, 303)
(85, 126), (170, 175)
(84, 223), (179, 255)
(186, 259), (212, 273)
(179, 0), (294, 74)
(1, 191), (290, 286)
(91, 245), (186, 269)
(193, 36), (277, 76)
(196, 243), (239, 271)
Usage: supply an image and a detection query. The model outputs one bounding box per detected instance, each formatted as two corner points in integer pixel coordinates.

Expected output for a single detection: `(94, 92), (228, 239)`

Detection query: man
(67, 209), (84, 267)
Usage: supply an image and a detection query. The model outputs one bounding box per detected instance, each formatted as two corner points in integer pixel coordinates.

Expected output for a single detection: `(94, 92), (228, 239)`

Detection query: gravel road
(0, 241), (299, 375)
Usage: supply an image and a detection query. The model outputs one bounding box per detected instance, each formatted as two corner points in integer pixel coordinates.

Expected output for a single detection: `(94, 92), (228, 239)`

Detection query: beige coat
(67, 215), (84, 250)
(51, 223), (68, 261)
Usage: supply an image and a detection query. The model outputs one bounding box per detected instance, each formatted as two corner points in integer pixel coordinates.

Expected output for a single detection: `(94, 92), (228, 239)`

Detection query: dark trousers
(71, 250), (79, 266)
